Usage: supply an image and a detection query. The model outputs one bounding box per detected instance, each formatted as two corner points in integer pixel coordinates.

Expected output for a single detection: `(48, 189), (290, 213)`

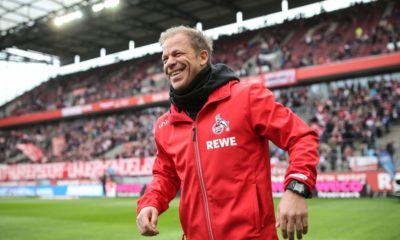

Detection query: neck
(169, 63), (239, 119)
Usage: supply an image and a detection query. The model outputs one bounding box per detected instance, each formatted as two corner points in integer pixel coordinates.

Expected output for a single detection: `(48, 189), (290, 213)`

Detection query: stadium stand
(0, 107), (166, 164)
(0, 0), (399, 194)
(1, 0), (399, 118)
(274, 74), (400, 172)
(1, 72), (399, 174)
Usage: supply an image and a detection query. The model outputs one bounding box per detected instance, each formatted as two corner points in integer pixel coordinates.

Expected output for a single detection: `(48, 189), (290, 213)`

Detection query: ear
(199, 50), (209, 66)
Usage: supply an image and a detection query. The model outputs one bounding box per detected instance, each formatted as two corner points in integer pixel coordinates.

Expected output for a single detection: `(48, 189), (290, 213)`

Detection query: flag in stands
(16, 143), (44, 163)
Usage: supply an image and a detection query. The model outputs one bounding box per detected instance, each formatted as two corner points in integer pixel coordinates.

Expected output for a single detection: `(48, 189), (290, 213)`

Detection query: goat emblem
(212, 114), (230, 135)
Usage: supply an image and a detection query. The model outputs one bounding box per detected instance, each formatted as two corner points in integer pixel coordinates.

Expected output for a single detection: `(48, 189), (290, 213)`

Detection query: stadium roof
(0, 0), (319, 65)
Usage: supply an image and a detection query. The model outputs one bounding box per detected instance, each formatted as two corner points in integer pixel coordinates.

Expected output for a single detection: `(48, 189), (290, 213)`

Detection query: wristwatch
(285, 180), (311, 198)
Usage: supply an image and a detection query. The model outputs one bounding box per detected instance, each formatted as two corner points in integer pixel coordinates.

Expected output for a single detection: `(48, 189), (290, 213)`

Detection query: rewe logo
(212, 114), (230, 135)
(206, 137), (237, 150)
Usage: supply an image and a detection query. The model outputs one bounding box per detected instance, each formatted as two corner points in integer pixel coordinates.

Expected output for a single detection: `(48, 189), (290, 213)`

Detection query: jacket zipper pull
(192, 127), (196, 141)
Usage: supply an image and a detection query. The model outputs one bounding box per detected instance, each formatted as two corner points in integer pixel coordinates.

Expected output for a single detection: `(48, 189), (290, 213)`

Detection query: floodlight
(282, 0), (288, 12)
(129, 40), (135, 50)
(236, 12), (243, 23)
(92, 0), (120, 13)
(196, 22), (203, 31)
(54, 11), (83, 27)
(104, 0), (120, 8)
(92, 4), (104, 12)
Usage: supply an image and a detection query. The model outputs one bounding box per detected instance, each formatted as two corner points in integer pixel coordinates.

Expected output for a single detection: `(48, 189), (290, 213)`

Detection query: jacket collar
(168, 80), (237, 124)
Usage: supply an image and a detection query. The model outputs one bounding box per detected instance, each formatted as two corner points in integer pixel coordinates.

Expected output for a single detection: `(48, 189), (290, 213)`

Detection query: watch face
(293, 182), (305, 193)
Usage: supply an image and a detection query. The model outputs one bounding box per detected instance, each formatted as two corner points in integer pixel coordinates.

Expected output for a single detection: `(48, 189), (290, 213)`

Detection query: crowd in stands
(272, 75), (400, 172)
(2, 75), (399, 174)
(1, 0), (399, 118)
(0, 107), (167, 164)
(279, 0), (400, 69)
(1, 55), (168, 117)
(1, 1), (400, 175)
(314, 77), (400, 172)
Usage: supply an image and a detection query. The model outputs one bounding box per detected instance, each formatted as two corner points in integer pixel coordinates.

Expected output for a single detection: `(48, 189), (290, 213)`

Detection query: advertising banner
(65, 184), (103, 197)
(116, 183), (144, 197)
(0, 157), (154, 181)
(264, 69), (296, 89)
(348, 156), (378, 171)
(36, 186), (67, 197)
(272, 171), (399, 198)
(0, 186), (36, 197)
(0, 185), (102, 197)
(314, 172), (366, 198)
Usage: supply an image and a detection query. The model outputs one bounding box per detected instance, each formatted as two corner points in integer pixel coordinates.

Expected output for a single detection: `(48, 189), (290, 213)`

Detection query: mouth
(170, 70), (182, 77)
(169, 68), (185, 81)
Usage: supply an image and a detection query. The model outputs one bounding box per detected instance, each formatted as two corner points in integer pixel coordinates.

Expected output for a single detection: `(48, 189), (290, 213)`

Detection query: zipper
(193, 124), (215, 240)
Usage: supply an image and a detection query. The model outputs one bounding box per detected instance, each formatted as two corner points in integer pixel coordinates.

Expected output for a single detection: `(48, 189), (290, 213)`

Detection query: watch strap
(285, 180), (311, 198)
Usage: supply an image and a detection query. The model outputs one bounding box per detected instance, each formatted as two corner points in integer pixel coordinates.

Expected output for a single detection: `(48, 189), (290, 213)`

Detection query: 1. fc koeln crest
(212, 114), (230, 135)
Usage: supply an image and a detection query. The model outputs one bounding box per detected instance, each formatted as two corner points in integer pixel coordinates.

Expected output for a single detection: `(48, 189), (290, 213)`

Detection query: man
(136, 25), (319, 240)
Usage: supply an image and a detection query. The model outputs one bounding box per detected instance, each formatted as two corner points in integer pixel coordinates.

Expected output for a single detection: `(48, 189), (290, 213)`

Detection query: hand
(136, 206), (160, 236)
(276, 190), (308, 240)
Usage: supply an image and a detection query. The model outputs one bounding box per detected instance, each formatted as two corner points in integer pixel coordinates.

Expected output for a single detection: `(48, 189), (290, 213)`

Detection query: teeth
(171, 70), (182, 76)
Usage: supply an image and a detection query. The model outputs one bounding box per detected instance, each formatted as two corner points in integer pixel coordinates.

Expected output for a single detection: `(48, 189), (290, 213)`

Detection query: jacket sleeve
(136, 130), (181, 215)
(248, 83), (319, 193)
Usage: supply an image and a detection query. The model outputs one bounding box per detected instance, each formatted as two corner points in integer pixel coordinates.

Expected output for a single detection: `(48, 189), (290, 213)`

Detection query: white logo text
(206, 137), (237, 150)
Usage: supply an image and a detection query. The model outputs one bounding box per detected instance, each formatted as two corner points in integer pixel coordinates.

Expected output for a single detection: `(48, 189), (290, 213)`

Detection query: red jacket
(137, 81), (319, 240)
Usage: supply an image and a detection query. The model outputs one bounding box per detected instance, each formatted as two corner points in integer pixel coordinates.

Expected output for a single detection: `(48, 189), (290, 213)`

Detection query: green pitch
(0, 197), (399, 240)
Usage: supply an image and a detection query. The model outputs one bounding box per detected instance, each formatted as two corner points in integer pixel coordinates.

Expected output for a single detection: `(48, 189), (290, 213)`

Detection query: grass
(0, 197), (399, 240)
(306, 198), (400, 240)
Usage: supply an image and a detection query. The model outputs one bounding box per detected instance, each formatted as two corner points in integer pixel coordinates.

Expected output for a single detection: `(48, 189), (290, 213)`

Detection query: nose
(164, 56), (176, 72)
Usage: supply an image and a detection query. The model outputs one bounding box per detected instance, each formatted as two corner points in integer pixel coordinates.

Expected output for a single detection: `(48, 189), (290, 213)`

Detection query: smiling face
(161, 33), (209, 91)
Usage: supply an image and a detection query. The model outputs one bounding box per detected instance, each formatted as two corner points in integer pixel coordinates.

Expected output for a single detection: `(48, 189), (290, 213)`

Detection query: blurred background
(0, 0), (399, 239)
